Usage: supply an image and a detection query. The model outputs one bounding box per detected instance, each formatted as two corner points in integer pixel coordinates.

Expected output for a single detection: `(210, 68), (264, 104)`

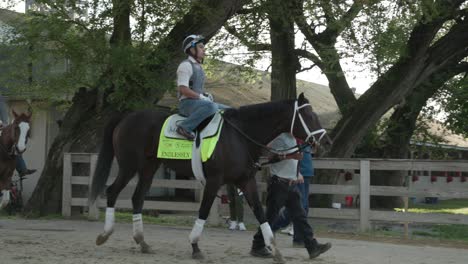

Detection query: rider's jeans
(178, 99), (229, 132)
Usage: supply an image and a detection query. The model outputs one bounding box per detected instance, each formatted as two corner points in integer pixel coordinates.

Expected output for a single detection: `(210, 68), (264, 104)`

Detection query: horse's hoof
(140, 241), (153, 254)
(192, 251), (205, 259)
(273, 255), (286, 264)
(272, 247), (285, 264)
(96, 233), (110, 245)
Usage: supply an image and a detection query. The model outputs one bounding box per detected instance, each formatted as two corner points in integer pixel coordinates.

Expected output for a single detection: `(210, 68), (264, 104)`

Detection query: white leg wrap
(1, 190), (10, 209)
(189, 218), (206, 244)
(260, 222), (274, 247)
(104, 207), (115, 233)
(133, 214), (143, 237)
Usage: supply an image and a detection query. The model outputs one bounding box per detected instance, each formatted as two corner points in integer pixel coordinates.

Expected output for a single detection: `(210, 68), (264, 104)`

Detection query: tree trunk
(329, 5), (468, 159)
(110, 0), (131, 47)
(372, 62), (468, 208)
(293, 0), (361, 113)
(267, 0), (298, 101)
(24, 88), (116, 215)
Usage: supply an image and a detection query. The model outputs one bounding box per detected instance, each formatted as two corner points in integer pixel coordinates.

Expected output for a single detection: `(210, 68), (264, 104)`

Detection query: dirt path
(1, 219), (467, 264)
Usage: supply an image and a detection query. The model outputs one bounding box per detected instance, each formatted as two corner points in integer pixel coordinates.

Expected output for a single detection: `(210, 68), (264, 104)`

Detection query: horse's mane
(223, 99), (295, 122)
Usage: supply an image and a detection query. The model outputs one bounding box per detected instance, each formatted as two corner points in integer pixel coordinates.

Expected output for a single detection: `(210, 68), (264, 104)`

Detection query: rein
(221, 113), (301, 155)
(221, 100), (325, 168)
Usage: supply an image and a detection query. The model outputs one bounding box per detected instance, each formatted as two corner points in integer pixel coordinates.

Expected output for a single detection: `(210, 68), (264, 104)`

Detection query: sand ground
(0, 219), (467, 264)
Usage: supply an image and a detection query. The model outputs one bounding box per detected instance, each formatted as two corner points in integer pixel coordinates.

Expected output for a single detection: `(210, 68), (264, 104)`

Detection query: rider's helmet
(182, 34), (205, 54)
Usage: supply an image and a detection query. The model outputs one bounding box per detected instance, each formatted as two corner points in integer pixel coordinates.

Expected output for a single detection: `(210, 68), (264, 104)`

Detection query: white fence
(61, 153), (220, 224)
(62, 153), (468, 230)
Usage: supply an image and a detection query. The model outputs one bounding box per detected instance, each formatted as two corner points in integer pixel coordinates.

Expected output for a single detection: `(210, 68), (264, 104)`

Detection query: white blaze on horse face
(189, 218), (206, 244)
(1, 190), (11, 209)
(17, 122), (30, 152)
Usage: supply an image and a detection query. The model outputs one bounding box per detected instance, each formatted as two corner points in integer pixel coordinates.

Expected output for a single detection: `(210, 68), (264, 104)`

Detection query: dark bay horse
(0, 111), (32, 208)
(89, 93), (329, 261)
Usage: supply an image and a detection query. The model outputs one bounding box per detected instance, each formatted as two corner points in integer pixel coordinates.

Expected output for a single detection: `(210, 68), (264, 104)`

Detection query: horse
(89, 93), (330, 261)
(0, 111), (32, 208)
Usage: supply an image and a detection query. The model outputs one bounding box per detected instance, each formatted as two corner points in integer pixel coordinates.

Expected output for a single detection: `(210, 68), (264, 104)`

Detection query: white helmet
(182, 34), (205, 54)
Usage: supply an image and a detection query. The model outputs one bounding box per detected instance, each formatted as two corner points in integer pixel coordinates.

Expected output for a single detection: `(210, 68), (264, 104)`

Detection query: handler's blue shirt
(299, 146), (314, 177)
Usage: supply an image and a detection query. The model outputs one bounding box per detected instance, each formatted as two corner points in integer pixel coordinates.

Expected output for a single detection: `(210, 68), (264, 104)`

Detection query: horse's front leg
(241, 176), (284, 263)
(189, 178), (221, 259)
(131, 164), (159, 253)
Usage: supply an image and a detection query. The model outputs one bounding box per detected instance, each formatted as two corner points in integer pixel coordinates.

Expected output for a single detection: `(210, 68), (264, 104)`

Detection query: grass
(100, 211), (196, 227)
(0, 209), (201, 228)
(395, 198), (468, 214)
(392, 199), (468, 243)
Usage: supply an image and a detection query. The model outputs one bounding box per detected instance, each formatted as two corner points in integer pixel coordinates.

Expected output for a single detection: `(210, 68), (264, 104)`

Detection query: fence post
(88, 154), (99, 220)
(360, 160), (370, 231)
(62, 153), (72, 218)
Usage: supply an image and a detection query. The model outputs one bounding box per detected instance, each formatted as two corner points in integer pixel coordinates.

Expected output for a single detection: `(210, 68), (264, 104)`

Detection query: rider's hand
(199, 93), (212, 102)
(203, 93), (214, 102)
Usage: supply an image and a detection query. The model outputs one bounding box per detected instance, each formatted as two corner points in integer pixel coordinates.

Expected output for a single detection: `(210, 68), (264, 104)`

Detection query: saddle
(157, 112), (223, 162)
(163, 112), (223, 140)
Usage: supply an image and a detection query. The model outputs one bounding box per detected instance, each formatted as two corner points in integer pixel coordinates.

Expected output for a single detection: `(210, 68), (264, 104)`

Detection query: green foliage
(0, 0), (190, 110)
(353, 119), (387, 158)
(434, 75), (468, 138)
(209, 0), (270, 70)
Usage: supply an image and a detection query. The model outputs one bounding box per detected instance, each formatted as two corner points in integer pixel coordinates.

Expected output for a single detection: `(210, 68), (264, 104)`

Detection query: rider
(176, 34), (228, 140)
(0, 95), (36, 177)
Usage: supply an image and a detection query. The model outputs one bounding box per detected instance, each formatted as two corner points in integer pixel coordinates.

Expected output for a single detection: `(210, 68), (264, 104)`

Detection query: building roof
(0, 8), (22, 24)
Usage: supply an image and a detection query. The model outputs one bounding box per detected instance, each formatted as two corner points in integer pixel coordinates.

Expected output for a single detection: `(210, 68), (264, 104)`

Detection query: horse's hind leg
(96, 167), (135, 246)
(189, 178), (221, 259)
(131, 163), (158, 253)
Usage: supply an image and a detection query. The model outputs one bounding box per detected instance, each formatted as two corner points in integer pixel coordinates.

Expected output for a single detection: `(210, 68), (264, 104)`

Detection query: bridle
(222, 100), (327, 158)
(290, 101), (327, 145)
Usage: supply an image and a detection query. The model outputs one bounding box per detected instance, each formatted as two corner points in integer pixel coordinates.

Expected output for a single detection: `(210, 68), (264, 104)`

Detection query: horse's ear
(12, 109), (18, 119)
(298, 92), (306, 104)
(26, 111), (32, 120)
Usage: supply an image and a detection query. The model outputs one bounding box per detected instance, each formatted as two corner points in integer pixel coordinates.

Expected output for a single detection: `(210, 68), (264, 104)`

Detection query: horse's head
(290, 93), (333, 150)
(0, 110), (31, 191)
(12, 110), (32, 154)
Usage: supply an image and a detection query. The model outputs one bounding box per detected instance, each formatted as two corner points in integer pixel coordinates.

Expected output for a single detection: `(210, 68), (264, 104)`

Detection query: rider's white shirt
(176, 56), (199, 87)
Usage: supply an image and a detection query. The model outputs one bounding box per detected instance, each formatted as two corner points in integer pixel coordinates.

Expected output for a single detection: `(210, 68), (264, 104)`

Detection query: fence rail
(61, 153), (219, 224)
(62, 153), (468, 230)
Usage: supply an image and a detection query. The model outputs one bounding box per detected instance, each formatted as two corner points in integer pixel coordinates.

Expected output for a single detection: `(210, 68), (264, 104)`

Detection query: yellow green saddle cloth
(156, 114), (223, 162)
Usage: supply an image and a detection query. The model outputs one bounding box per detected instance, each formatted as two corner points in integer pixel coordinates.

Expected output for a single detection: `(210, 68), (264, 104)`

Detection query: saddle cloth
(156, 112), (223, 162)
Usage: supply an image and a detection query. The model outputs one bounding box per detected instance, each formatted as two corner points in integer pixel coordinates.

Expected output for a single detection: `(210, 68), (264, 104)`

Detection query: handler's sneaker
(250, 247), (273, 258)
(308, 242), (332, 259)
(281, 224), (294, 236)
(238, 222), (247, 231)
(228, 220), (237, 230)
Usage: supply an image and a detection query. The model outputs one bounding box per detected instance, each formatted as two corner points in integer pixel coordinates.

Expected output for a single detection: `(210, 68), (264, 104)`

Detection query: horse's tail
(89, 113), (124, 204)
